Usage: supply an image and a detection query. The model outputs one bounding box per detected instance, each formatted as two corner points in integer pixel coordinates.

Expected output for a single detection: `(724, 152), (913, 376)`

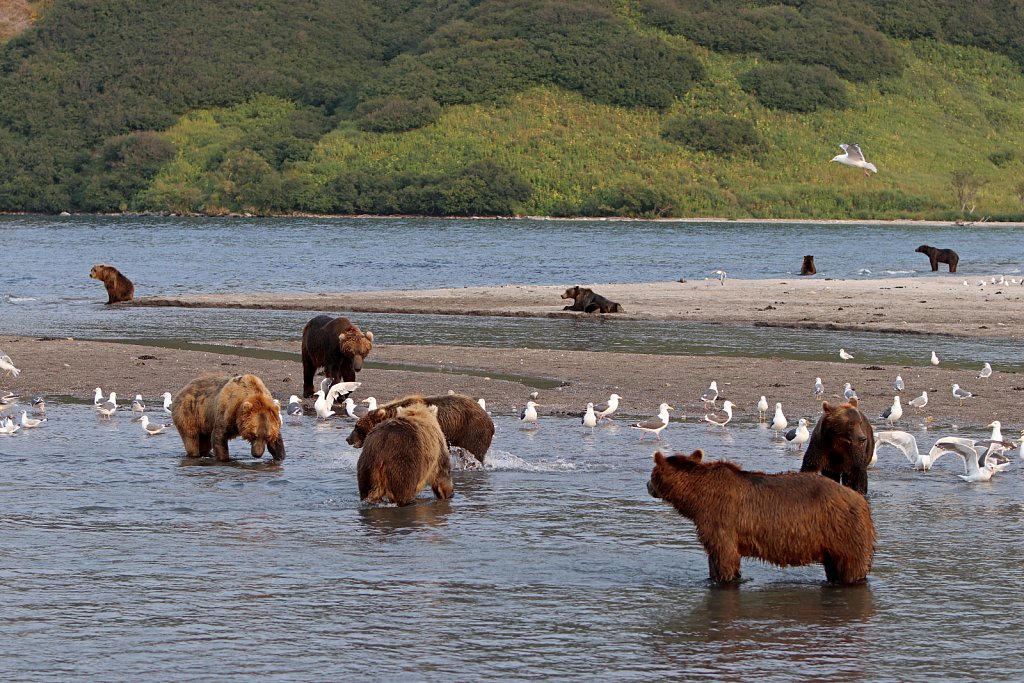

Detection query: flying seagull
(830, 143), (877, 176)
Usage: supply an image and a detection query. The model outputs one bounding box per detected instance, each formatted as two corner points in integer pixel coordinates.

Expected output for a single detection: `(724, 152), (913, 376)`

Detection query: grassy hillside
(3, 0), (1024, 219)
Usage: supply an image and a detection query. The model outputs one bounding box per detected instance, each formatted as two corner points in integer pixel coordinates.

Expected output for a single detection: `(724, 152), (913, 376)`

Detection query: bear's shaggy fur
(800, 255), (817, 275)
(560, 286), (624, 313)
(347, 393), (494, 463)
(357, 403), (453, 506)
(171, 373), (285, 462)
(800, 398), (874, 495)
(89, 264), (135, 304)
(301, 315), (374, 397)
(916, 244), (959, 273)
(648, 449), (875, 584)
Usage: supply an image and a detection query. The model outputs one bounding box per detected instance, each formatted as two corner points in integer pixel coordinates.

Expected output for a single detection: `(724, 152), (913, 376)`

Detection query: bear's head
(915, 245), (931, 254)
(647, 449), (704, 498)
(560, 286), (581, 301)
(809, 398), (872, 462)
(346, 407), (388, 448)
(89, 264), (108, 281)
(238, 394), (284, 459)
(340, 325), (374, 372)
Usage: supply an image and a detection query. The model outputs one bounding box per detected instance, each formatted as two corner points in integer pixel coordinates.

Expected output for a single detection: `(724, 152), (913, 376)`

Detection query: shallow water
(0, 407), (1021, 681)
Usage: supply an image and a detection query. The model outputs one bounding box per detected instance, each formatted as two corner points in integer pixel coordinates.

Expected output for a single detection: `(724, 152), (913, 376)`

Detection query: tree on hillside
(951, 169), (985, 214)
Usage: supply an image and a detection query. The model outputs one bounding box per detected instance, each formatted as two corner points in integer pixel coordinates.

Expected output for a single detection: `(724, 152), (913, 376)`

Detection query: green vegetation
(3, 1), (1024, 219)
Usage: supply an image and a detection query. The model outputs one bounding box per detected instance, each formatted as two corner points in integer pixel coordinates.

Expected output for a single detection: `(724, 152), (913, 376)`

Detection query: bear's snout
(250, 439), (267, 458)
(346, 431), (361, 447)
(647, 479), (660, 498)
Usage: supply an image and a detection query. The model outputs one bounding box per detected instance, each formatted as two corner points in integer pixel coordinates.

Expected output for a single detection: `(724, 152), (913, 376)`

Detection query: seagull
(20, 411), (45, 428)
(581, 403), (597, 432)
(31, 395), (45, 414)
(908, 391), (928, 412)
(137, 415), (168, 435)
(843, 383), (858, 401)
(894, 375), (904, 392)
(314, 390), (335, 420)
(93, 387), (104, 405)
(704, 400), (734, 429)
(700, 381), (719, 407)
(131, 394), (145, 415)
(630, 403), (673, 441)
(880, 396), (903, 426)
(95, 392), (117, 419)
(989, 420), (1005, 443)
(839, 348), (854, 360)
(477, 398), (491, 415)
(0, 416), (19, 435)
(287, 395), (303, 417)
(519, 400), (540, 429)
(951, 383), (972, 406)
(593, 393), (621, 421)
(341, 397), (366, 419)
(930, 438), (1012, 482)
(757, 395), (769, 423)
(784, 418), (810, 449)
(161, 392), (173, 413)
(770, 403), (787, 435)
(1019, 430), (1024, 459)
(874, 430), (952, 471)
(812, 378), (824, 399)
(931, 351), (940, 366)
(830, 143), (877, 176)
(326, 381), (362, 405)
(978, 362), (992, 379)
(711, 269), (727, 285)
(0, 353), (20, 378)
(362, 397), (378, 412)
(273, 399), (283, 423)
(0, 392), (17, 408)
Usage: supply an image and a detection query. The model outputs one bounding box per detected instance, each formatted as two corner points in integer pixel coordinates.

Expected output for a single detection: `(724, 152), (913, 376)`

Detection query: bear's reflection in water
(357, 498), (453, 537)
(178, 456), (284, 471)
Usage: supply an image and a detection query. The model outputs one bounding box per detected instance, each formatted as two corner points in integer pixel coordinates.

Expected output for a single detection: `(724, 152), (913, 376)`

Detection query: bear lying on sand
(357, 403), (453, 506)
(301, 315), (374, 397)
(560, 286), (624, 313)
(171, 373), (285, 462)
(801, 398), (874, 495)
(648, 449), (875, 585)
(915, 245), (959, 273)
(347, 393), (494, 464)
(89, 264), (135, 304)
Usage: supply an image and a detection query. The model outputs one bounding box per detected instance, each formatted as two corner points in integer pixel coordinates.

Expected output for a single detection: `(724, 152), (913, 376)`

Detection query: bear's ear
(821, 400), (833, 414)
(365, 331), (373, 343)
(653, 450), (667, 465)
(847, 397), (859, 408)
(688, 449), (704, 462)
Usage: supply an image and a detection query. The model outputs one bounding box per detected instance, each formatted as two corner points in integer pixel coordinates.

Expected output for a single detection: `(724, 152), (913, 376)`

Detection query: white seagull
(951, 384), (972, 406)
(700, 381), (719, 407)
(0, 416), (19, 435)
(20, 411), (45, 428)
(0, 353), (20, 378)
(931, 351), (940, 366)
(784, 418), (810, 449)
(95, 392), (118, 419)
(341, 397), (365, 419)
(581, 403), (597, 432)
(593, 393), (621, 421)
(873, 430), (955, 471)
(839, 348), (854, 360)
(287, 395), (303, 417)
(813, 377), (824, 399)
(161, 392), (173, 413)
(929, 437), (1012, 482)
(138, 415), (168, 435)
(519, 400), (540, 429)
(908, 391), (928, 412)
(770, 403), (787, 436)
(93, 387), (104, 405)
(880, 396), (903, 427)
(630, 403), (673, 441)
(978, 362), (992, 379)
(757, 395), (769, 423)
(704, 400), (735, 429)
(894, 375), (904, 392)
(31, 395), (45, 414)
(131, 394), (145, 415)
(830, 143), (877, 176)
(313, 390), (335, 420)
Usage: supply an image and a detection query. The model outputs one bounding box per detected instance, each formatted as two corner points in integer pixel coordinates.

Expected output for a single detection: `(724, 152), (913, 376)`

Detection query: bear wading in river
(800, 398), (874, 495)
(301, 315), (374, 398)
(915, 245), (959, 273)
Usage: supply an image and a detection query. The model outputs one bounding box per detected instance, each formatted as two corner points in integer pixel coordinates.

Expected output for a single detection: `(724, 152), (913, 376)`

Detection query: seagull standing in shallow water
(593, 393), (621, 421)
(162, 392), (173, 414)
(880, 396), (903, 427)
(757, 396), (769, 423)
(519, 400), (540, 429)
(771, 403), (787, 436)
(631, 403), (673, 441)
(95, 392), (117, 419)
(287, 395), (303, 417)
(581, 403), (597, 432)
(20, 411), (45, 428)
(138, 415), (168, 435)
(131, 394), (145, 415)
(785, 418), (810, 449)
(830, 143), (877, 176)
(704, 401), (734, 429)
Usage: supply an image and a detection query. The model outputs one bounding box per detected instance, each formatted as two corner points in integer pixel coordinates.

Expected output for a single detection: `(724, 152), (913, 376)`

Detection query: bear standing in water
(915, 245), (959, 273)
(800, 399), (874, 495)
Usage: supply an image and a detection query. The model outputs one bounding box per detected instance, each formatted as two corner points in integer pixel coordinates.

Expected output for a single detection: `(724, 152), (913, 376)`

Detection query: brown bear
(89, 264), (135, 304)
(800, 255), (816, 275)
(171, 373), (285, 462)
(915, 245), (959, 273)
(560, 286), (624, 313)
(800, 398), (874, 495)
(357, 403), (453, 506)
(301, 315), (374, 397)
(647, 449), (875, 585)
(347, 393), (494, 464)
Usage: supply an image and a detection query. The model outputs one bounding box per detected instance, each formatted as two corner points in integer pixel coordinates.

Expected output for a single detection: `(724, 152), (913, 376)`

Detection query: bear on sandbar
(89, 264), (135, 304)
(560, 286), (624, 313)
(301, 315), (374, 398)
(647, 449), (875, 585)
(171, 373), (285, 462)
(357, 403), (452, 506)
(346, 393), (494, 464)
(800, 398), (874, 495)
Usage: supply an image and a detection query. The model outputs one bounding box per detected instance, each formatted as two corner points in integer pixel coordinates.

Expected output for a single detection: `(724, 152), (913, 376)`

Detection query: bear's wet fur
(560, 286), (624, 313)
(800, 255), (817, 275)
(647, 449), (875, 585)
(89, 264), (135, 304)
(171, 373), (285, 462)
(301, 315), (374, 397)
(357, 403), (453, 506)
(347, 393), (494, 463)
(800, 398), (874, 495)
(915, 244), (959, 273)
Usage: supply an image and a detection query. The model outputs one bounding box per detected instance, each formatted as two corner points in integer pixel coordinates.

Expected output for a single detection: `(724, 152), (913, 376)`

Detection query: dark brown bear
(347, 393), (494, 463)
(301, 315), (374, 397)
(916, 245), (959, 273)
(800, 398), (874, 495)
(560, 286), (624, 313)
(171, 373), (285, 462)
(800, 255), (816, 275)
(89, 264), (135, 304)
(357, 403), (453, 506)
(648, 449), (875, 585)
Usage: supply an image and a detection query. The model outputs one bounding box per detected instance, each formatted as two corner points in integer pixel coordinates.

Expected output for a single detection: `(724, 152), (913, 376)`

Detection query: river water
(1, 216), (1023, 680)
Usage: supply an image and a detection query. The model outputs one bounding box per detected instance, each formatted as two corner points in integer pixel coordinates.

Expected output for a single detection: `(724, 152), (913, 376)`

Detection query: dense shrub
(661, 115), (761, 156)
(581, 182), (677, 218)
(988, 149), (1016, 167)
(76, 132), (177, 211)
(355, 96), (441, 133)
(739, 64), (848, 112)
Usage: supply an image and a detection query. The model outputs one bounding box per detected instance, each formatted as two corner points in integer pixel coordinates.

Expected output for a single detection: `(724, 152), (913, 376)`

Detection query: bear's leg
(431, 474), (454, 500)
(822, 554), (841, 584)
(180, 433), (207, 458)
(846, 467), (869, 495)
(930, 256), (939, 271)
(211, 427), (232, 461)
(302, 357), (317, 398)
(706, 542), (742, 584)
(948, 256), (958, 273)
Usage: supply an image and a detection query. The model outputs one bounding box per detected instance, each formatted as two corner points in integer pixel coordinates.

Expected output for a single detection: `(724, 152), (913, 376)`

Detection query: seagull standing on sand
(138, 415), (168, 435)
(931, 351), (940, 366)
(700, 381), (719, 408)
(0, 353), (20, 378)
(519, 400), (540, 429)
(631, 403), (673, 441)
(843, 383), (858, 401)
(20, 411), (45, 428)
(813, 378), (824, 399)
(880, 396), (903, 427)
(951, 384), (972, 406)
(704, 401), (734, 429)
(340, 397), (364, 419)
(581, 403), (597, 432)
(593, 393), (621, 421)
(978, 362), (993, 379)
(830, 143), (877, 176)
(757, 396), (769, 423)
(839, 348), (854, 360)
(771, 403), (787, 436)
(908, 391), (928, 412)
(785, 418), (810, 449)
(95, 392), (118, 419)
(894, 375), (904, 392)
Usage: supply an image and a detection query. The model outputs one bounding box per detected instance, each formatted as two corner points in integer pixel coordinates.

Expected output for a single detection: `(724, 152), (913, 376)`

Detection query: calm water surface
(0, 408), (1021, 681)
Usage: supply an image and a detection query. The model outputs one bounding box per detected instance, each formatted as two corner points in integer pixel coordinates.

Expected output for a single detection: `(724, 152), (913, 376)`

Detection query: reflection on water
(0, 406), (1021, 681)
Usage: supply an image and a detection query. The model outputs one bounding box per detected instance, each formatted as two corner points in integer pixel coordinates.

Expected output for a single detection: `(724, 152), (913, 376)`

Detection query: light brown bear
(800, 398), (874, 495)
(346, 393), (494, 464)
(301, 315), (374, 397)
(357, 403), (452, 506)
(89, 264), (135, 304)
(560, 286), (624, 313)
(648, 450), (875, 585)
(171, 373), (285, 462)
